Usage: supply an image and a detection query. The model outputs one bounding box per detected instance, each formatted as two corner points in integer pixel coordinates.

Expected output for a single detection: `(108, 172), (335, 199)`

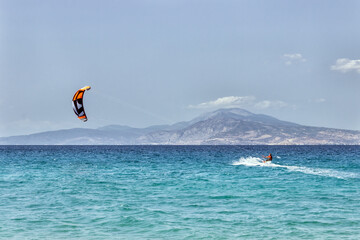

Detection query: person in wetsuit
(263, 153), (272, 163)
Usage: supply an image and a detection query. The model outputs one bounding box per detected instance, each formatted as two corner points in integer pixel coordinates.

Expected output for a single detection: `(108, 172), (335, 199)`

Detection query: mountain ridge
(1, 108), (359, 145)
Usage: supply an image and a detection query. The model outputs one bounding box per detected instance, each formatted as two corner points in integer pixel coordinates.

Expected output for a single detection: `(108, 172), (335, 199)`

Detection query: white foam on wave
(232, 157), (359, 179)
(232, 157), (265, 166)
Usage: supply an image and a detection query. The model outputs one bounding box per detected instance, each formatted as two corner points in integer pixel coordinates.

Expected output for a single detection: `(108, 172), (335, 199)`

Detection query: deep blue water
(0, 145), (359, 239)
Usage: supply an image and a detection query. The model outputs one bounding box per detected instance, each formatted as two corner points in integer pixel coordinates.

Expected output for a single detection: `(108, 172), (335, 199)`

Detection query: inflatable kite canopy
(72, 86), (91, 122)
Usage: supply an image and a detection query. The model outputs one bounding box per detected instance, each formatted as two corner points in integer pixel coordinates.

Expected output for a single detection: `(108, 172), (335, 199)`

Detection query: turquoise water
(0, 145), (359, 239)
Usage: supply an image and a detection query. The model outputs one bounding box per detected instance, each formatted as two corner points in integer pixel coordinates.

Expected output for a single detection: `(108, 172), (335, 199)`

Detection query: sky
(1, 0), (360, 137)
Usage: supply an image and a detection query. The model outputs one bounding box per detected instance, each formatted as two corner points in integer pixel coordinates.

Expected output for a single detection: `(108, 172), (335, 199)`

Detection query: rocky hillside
(1, 108), (359, 145)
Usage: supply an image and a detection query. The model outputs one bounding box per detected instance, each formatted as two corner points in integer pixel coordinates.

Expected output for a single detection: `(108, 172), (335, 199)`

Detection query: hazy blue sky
(1, 0), (360, 137)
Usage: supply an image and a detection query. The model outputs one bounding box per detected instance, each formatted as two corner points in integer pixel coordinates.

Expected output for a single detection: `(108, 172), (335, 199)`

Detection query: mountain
(1, 108), (359, 145)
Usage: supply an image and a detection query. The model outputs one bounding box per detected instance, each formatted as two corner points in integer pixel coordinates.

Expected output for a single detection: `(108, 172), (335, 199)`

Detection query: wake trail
(232, 157), (359, 179)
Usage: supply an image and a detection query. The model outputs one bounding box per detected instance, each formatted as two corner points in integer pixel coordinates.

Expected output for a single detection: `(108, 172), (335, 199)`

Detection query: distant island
(1, 108), (359, 145)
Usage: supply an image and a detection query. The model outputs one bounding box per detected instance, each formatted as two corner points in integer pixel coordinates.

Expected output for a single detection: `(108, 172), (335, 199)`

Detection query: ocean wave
(232, 157), (359, 179)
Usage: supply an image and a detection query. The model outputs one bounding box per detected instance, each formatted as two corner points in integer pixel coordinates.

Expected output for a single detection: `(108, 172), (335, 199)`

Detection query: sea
(0, 145), (359, 240)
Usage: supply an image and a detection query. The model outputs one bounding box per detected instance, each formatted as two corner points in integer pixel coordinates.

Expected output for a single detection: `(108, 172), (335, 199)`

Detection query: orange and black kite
(72, 86), (91, 122)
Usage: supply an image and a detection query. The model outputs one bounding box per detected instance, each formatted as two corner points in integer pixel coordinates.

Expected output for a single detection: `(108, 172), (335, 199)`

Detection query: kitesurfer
(263, 153), (272, 163)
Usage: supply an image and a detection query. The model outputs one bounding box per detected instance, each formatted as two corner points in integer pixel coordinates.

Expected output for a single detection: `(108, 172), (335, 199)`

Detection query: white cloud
(331, 58), (360, 73)
(283, 53), (306, 65)
(189, 96), (288, 110)
(188, 96), (256, 109)
(307, 98), (326, 104)
(315, 98), (326, 103)
(254, 100), (288, 109)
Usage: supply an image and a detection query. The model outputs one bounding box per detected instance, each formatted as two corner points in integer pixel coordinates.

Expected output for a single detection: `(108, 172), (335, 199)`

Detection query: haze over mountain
(1, 108), (359, 145)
